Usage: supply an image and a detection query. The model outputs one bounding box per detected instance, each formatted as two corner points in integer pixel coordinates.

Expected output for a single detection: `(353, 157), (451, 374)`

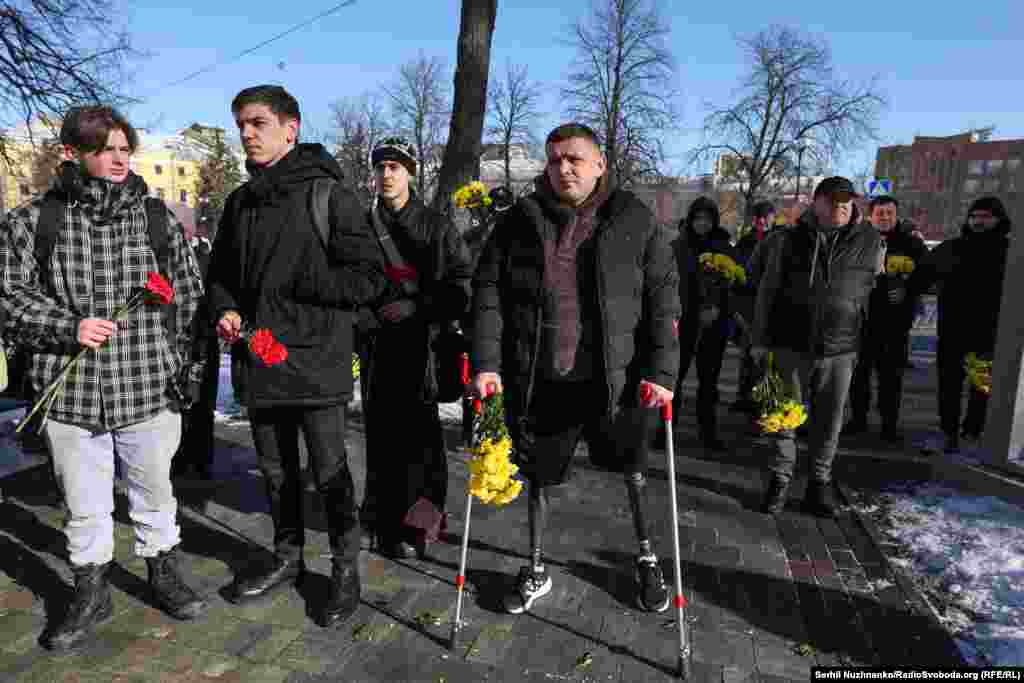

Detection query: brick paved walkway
(0, 341), (965, 682)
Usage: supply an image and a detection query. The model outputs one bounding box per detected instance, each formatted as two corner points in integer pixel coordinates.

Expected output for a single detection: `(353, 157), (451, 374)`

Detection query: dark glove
(175, 361), (205, 410)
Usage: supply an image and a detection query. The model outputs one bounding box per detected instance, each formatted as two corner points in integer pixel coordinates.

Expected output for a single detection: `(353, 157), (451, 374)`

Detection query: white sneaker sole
(504, 575), (552, 614)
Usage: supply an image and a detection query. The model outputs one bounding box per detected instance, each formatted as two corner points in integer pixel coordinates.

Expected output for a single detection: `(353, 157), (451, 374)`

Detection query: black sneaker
(635, 555), (670, 613)
(503, 566), (552, 614)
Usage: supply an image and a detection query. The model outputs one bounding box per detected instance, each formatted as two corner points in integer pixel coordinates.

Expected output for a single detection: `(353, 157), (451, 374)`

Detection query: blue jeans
(46, 409), (182, 566)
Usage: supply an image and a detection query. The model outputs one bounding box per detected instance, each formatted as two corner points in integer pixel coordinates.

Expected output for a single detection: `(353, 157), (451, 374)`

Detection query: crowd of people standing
(0, 83), (1011, 652)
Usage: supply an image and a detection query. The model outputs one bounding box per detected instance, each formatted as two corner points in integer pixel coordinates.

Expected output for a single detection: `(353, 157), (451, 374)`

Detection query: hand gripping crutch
(642, 382), (691, 679)
(450, 383), (495, 651)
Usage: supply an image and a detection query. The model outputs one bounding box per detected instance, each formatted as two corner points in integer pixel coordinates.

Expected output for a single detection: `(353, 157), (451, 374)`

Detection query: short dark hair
(546, 123), (601, 150)
(869, 195), (899, 212)
(60, 106), (138, 154)
(231, 85), (301, 123)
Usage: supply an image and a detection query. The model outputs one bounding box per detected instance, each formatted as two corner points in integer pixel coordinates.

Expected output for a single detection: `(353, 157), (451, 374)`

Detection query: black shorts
(511, 380), (657, 487)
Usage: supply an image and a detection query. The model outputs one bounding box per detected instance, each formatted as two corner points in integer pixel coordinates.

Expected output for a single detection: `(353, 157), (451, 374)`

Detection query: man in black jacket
(731, 200), (776, 413)
(751, 177), (884, 516)
(471, 123), (681, 615)
(208, 85), (393, 629)
(673, 196), (736, 452)
(844, 196), (928, 443)
(909, 196), (1011, 454)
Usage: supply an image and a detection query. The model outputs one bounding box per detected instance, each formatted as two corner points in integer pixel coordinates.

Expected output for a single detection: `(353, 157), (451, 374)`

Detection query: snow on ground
(849, 482), (1024, 666)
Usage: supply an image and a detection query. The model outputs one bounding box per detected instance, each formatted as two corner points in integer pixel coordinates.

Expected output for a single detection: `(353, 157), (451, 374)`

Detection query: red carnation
(385, 264), (418, 285)
(472, 398), (482, 415)
(144, 272), (174, 305)
(248, 328), (288, 366)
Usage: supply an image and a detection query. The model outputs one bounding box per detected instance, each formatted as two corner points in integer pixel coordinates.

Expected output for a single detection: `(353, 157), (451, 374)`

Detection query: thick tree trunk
(432, 0), (497, 214)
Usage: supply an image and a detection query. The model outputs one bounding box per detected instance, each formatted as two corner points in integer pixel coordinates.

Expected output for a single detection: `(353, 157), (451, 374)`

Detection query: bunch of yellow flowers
(756, 400), (808, 434)
(352, 353), (360, 379)
(453, 181), (493, 210)
(886, 255), (915, 276)
(698, 252), (747, 286)
(468, 436), (522, 505)
(466, 390), (522, 506)
(965, 353), (993, 395)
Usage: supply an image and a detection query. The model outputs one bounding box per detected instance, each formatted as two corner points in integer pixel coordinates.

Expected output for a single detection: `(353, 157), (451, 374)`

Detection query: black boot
(760, 477), (790, 515)
(227, 554), (305, 604)
(801, 479), (839, 517)
(44, 562), (114, 651)
(146, 546), (207, 620)
(317, 560), (361, 628)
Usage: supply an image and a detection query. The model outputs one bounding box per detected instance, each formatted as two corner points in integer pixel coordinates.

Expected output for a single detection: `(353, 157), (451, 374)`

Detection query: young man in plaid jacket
(0, 106), (208, 650)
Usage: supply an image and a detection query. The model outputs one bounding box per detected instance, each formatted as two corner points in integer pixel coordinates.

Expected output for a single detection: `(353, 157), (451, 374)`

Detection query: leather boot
(801, 479), (839, 517)
(227, 555), (305, 604)
(316, 560), (361, 628)
(760, 477), (790, 515)
(44, 562), (114, 651)
(146, 546), (207, 620)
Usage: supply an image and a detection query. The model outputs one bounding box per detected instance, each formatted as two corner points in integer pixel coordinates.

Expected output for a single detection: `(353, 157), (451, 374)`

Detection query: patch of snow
(850, 482), (1024, 666)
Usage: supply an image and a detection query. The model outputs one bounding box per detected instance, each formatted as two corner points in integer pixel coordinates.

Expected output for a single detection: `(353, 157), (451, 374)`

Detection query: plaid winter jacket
(0, 167), (204, 430)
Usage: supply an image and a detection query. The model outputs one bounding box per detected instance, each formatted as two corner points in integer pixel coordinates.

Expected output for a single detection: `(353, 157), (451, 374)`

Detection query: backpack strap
(142, 197), (175, 338)
(34, 191), (65, 285)
(308, 178), (336, 250)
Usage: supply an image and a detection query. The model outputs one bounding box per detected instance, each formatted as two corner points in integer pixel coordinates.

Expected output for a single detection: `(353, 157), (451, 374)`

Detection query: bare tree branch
(561, 0), (681, 188)
(485, 58), (542, 191)
(382, 52), (451, 199)
(329, 92), (386, 205)
(691, 25), (886, 216)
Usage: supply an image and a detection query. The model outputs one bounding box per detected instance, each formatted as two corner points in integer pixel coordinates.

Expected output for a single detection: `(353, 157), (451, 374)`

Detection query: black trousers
(937, 343), (989, 438)
(849, 329), (907, 428)
(175, 336), (221, 473)
(249, 404), (360, 563)
(673, 321), (729, 434)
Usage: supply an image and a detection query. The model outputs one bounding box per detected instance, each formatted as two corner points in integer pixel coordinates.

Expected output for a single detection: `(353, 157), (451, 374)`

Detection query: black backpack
(0, 193), (171, 401)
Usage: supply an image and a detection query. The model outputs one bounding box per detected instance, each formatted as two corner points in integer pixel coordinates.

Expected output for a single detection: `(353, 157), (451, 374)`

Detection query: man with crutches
(470, 123), (682, 617)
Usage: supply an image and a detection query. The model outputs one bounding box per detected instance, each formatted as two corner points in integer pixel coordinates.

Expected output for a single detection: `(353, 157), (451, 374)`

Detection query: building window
(967, 160), (986, 176)
(180, 190), (188, 203)
(178, 167), (185, 177)
(154, 164), (163, 175)
(156, 188), (165, 199)
(963, 178), (980, 194)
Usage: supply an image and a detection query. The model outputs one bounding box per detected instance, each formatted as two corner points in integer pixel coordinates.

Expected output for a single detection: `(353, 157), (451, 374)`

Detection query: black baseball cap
(813, 176), (860, 199)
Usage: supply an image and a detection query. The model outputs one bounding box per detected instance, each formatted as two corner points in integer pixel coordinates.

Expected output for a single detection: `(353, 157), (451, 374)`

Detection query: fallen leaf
(793, 642), (815, 657)
(575, 652), (594, 670)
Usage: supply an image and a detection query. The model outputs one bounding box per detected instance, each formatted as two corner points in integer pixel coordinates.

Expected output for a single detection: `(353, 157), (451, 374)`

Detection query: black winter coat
(207, 144), (393, 408)
(361, 195), (474, 404)
(909, 221), (1010, 354)
(472, 187), (681, 419)
(675, 197), (736, 330)
(754, 209), (883, 357)
(866, 223), (929, 334)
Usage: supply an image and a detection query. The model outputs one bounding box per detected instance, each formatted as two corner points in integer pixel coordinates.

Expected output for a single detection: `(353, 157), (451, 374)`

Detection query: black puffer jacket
(754, 207), (883, 357)
(909, 219), (1011, 353)
(207, 144), (393, 408)
(867, 222), (928, 333)
(472, 187), (681, 418)
(675, 196), (736, 329)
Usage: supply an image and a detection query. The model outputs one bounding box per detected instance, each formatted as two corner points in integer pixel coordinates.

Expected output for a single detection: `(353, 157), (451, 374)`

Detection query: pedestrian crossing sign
(866, 178), (893, 197)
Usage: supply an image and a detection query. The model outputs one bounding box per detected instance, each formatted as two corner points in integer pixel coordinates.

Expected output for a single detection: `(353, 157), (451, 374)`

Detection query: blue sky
(125, 0), (1023, 178)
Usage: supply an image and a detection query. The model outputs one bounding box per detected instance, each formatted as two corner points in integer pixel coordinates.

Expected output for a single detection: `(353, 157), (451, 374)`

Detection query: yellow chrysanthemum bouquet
(352, 353), (360, 379)
(964, 353), (992, 395)
(698, 252), (747, 286)
(885, 255), (915, 276)
(466, 390), (522, 505)
(751, 352), (808, 434)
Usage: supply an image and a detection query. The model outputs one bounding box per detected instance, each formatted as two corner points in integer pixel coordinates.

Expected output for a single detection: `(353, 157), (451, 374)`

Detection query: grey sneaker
(504, 566), (552, 614)
(635, 555), (670, 613)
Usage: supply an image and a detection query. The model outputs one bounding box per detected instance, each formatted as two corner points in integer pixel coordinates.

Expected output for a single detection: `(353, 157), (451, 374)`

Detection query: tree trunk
(504, 132), (512, 190)
(432, 0), (498, 214)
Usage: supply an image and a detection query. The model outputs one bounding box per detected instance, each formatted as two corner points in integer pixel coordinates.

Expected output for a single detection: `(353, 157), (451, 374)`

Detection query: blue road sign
(866, 178), (893, 197)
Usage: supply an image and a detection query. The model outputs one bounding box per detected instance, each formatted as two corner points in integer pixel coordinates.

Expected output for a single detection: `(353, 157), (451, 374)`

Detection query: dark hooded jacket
(207, 144), (393, 408)
(753, 204), (883, 357)
(909, 202), (1011, 353)
(472, 185), (680, 420)
(866, 220), (929, 334)
(673, 196), (736, 329)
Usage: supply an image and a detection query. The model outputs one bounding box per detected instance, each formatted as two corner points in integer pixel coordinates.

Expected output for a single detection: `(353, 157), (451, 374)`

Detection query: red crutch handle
(661, 402), (673, 422)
